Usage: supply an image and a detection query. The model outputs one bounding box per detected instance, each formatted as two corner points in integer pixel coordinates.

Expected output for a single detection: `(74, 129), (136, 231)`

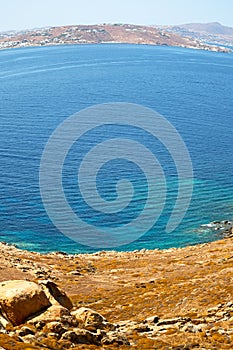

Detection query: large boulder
(0, 280), (51, 326)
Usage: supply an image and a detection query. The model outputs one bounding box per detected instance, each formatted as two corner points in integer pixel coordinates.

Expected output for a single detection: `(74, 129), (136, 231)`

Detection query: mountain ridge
(178, 22), (233, 35)
(160, 22), (233, 46)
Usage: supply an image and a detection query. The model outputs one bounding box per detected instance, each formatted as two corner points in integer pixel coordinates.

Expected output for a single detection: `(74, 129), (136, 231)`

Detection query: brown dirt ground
(0, 236), (232, 349)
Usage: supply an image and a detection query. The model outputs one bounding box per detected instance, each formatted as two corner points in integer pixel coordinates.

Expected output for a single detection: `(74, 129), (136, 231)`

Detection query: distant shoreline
(0, 41), (232, 55)
(0, 23), (232, 53)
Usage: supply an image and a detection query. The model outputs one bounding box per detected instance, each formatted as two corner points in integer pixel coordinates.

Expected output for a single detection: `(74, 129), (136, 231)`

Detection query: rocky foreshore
(0, 235), (232, 349)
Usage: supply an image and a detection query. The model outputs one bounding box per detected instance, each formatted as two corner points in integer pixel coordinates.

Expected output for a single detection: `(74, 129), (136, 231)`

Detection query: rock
(226, 301), (233, 307)
(132, 323), (151, 332)
(71, 307), (115, 332)
(0, 311), (11, 328)
(60, 328), (101, 345)
(0, 328), (6, 335)
(207, 306), (220, 313)
(71, 307), (106, 331)
(216, 310), (228, 318)
(60, 330), (79, 343)
(27, 305), (74, 325)
(16, 326), (35, 337)
(47, 332), (60, 339)
(0, 280), (51, 326)
(39, 280), (73, 310)
(145, 315), (160, 324)
(156, 324), (179, 333)
(205, 316), (215, 323)
(157, 317), (190, 326)
(33, 320), (46, 330)
(20, 334), (37, 344)
(101, 331), (130, 345)
(44, 321), (67, 336)
(68, 270), (82, 276)
(182, 323), (204, 333)
(191, 317), (206, 325)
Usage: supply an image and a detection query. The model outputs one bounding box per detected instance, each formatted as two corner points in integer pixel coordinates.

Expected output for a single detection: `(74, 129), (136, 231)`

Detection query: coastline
(0, 234), (232, 348)
(0, 23), (232, 53)
(0, 40), (232, 54)
(0, 27), (233, 347)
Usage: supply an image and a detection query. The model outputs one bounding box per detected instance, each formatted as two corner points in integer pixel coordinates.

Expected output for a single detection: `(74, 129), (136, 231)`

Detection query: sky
(0, 0), (233, 32)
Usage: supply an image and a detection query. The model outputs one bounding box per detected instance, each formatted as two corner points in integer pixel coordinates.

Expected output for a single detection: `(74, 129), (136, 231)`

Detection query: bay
(0, 44), (233, 253)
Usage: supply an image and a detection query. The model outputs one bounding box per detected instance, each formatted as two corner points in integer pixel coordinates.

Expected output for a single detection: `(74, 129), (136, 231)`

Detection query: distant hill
(180, 22), (233, 36)
(162, 22), (233, 46)
(0, 23), (231, 52)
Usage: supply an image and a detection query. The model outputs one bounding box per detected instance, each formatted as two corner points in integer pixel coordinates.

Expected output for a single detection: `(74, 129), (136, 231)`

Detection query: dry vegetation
(0, 236), (232, 349)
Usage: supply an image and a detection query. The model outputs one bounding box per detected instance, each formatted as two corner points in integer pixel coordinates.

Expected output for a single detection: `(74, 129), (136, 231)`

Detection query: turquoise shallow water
(0, 44), (233, 253)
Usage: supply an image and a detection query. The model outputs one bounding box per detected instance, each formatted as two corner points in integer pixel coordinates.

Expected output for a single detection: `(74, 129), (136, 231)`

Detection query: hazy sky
(1, 0), (233, 31)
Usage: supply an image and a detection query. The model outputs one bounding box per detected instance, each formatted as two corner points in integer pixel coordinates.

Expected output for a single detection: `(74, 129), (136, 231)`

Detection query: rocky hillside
(163, 22), (233, 46)
(0, 233), (232, 349)
(179, 22), (233, 36)
(0, 23), (231, 52)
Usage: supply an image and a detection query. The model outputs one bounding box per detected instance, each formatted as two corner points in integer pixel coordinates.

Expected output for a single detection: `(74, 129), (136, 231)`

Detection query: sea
(0, 43), (233, 253)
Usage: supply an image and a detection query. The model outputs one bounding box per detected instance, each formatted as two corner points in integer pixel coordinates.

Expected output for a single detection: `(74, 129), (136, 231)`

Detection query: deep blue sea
(1, 44), (233, 253)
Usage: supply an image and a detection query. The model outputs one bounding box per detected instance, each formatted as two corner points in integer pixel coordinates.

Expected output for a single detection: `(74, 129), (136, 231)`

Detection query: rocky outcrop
(0, 237), (232, 348)
(2, 278), (232, 349)
(0, 279), (130, 348)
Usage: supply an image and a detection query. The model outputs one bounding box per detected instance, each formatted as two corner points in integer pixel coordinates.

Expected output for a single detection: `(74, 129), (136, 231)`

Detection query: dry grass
(0, 237), (232, 348)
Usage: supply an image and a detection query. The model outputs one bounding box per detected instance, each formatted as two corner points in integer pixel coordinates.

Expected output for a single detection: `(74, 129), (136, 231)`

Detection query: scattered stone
(145, 315), (160, 324)
(20, 334), (37, 344)
(33, 320), (46, 330)
(60, 328), (101, 345)
(27, 304), (73, 324)
(68, 270), (81, 276)
(182, 323), (204, 333)
(157, 317), (190, 326)
(0, 311), (11, 328)
(16, 326), (35, 336)
(0, 235), (232, 349)
(131, 323), (151, 332)
(101, 331), (130, 345)
(71, 307), (107, 331)
(47, 331), (60, 339)
(44, 321), (67, 336)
